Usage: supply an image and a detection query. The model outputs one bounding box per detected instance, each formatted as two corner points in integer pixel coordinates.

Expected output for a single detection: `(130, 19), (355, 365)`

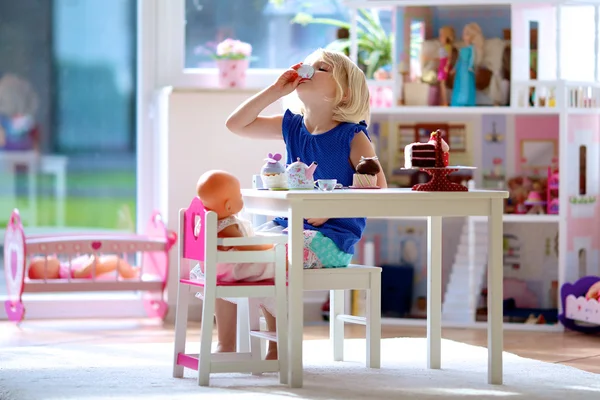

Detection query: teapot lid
(289, 157), (305, 166)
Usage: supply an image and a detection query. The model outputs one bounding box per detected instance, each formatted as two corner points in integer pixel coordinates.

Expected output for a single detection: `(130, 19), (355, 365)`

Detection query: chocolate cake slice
(404, 143), (437, 168)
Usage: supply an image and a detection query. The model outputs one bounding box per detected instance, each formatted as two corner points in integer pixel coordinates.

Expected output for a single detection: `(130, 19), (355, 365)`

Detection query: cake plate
(402, 166), (477, 192)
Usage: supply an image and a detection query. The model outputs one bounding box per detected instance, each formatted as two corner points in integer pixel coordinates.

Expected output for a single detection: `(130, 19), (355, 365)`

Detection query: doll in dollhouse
(437, 26), (456, 106)
(450, 23), (484, 107)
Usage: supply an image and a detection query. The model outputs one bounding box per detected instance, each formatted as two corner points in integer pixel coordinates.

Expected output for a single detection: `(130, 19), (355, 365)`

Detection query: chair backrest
(180, 197), (217, 262)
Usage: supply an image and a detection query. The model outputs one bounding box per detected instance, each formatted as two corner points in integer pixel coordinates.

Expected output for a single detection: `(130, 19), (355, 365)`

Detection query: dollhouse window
(561, 6), (596, 81)
(579, 145), (587, 195)
(578, 248), (587, 278)
(409, 20), (425, 80)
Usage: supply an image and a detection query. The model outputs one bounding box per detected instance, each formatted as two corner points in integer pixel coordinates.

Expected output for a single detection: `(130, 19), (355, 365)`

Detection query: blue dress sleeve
(282, 109), (300, 145)
(347, 120), (371, 147)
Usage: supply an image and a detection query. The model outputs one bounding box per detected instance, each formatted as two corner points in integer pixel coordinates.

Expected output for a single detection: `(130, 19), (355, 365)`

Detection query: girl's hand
(271, 63), (303, 97)
(306, 218), (328, 227)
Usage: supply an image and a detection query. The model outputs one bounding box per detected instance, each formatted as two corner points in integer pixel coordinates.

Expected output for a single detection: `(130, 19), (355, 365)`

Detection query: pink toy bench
(4, 208), (177, 323)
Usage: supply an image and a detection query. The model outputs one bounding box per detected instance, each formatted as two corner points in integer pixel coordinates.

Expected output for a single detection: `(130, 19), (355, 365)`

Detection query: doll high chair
(172, 197), (288, 386)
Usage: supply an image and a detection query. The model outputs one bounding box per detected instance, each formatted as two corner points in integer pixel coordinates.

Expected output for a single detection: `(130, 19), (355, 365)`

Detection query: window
(175, 0), (392, 86)
(185, 0), (388, 70)
(579, 145), (587, 195)
(409, 20), (425, 80)
(561, 5), (596, 81)
(0, 0), (140, 318)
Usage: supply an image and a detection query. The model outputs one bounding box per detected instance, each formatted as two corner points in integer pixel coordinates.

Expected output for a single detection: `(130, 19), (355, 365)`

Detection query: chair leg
(366, 272), (382, 369)
(172, 284), (190, 378)
(236, 300), (250, 353)
(330, 289), (345, 362)
(248, 300), (263, 376)
(198, 289), (216, 386)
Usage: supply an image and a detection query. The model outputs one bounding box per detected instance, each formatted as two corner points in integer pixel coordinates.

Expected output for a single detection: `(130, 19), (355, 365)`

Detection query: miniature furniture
(241, 188), (508, 387)
(172, 197), (289, 386)
(547, 166), (559, 214)
(4, 208), (177, 323)
(558, 276), (600, 333)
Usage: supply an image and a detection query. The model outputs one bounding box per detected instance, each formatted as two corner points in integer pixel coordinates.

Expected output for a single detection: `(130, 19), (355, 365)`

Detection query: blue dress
(272, 109), (370, 255)
(451, 45), (476, 107)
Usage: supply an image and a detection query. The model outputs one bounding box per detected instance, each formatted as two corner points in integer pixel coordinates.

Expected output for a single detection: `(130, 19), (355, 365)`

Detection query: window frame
(0, 0), (157, 321)
(158, 0), (286, 89)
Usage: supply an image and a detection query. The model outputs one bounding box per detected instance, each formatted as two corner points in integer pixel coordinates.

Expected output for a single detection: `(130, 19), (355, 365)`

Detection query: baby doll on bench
(189, 170), (280, 359)
(586, 280), (600, 301)
(28, 254), (139, 280)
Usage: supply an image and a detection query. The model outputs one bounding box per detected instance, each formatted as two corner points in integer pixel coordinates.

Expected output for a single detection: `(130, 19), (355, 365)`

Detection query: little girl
(221, 48), (387, 359)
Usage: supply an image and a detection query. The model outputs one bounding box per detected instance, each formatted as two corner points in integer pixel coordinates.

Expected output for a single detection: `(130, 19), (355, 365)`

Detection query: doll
(586, 280), (600, 301)
(28, 254), (138, 280)
(190, 169), (274, 282)
(190, 170), (278, 359)
(451, 22), (484, 107)
(437, 26), (455, 106)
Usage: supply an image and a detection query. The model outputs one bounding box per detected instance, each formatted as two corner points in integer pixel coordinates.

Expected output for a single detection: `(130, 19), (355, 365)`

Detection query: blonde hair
(302, 48), (371, 125)
(463, 23), (485, 66)
(439, 26), (455, 45)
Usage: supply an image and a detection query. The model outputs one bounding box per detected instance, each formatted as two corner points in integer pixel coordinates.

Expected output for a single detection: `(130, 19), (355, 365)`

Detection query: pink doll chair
(172, 197), (288, 386)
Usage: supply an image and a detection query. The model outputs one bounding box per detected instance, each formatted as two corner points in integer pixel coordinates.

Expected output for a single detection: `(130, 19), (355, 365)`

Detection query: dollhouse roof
(344, 0), (600, 7)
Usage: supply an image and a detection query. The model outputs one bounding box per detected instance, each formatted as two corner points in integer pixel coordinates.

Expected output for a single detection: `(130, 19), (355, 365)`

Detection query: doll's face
(462, 28), (472, 44)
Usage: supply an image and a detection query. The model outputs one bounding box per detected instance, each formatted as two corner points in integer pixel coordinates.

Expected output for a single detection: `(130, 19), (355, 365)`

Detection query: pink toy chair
(172, 197), (288, 386)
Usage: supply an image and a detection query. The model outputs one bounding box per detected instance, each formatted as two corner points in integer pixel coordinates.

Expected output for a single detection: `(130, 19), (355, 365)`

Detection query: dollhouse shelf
(372, 106), (564, 116)
(470, 214), (560, 223)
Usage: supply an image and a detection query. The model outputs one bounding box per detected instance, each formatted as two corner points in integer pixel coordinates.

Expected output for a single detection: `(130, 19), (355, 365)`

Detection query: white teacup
(315, 179), (337, 191)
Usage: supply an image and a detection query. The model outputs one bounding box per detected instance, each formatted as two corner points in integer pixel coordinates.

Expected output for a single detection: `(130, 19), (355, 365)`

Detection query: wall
(514, 115), (559, 174)
(564, 115), (600, 284)
(431, 5), (510, 39)
(512, 4), (557, 81)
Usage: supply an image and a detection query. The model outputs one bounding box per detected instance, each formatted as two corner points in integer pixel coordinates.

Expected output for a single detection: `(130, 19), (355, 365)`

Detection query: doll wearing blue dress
(451, 23), (484, 107)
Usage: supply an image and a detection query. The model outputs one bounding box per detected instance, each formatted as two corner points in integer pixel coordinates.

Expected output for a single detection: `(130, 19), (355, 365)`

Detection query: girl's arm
(350, 132), (388, 189)
(218, 224), (273, 251)
(226, 63), (302, 140)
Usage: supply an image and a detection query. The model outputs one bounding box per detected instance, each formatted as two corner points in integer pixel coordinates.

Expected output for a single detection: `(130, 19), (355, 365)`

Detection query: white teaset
(260, 153), (339, 191)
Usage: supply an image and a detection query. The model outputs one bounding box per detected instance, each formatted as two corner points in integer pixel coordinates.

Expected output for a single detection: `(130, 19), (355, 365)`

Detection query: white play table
(241, 188), (508, 388)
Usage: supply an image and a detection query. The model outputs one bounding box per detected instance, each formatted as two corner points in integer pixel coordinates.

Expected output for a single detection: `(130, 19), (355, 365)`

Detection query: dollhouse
(345, 0), (600, 331)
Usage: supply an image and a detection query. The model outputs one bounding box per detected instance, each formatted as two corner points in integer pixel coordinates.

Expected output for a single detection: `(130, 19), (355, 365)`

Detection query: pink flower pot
(216, 59), (249, 88)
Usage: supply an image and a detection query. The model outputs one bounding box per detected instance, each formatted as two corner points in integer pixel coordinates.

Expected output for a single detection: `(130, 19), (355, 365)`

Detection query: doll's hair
(464, 23), (485, 66)
(440, 26), (456, 44)
(302, 48), (371, 126)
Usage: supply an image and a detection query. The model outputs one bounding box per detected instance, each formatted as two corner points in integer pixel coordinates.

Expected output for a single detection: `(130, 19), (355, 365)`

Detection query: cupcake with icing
(260, 152), (287, 189)
(352, 156), (381, 188)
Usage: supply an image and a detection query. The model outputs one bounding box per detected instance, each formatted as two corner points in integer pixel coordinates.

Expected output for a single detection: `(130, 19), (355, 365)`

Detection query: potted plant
(213, 38), (253, 88)
(291, 9), (392, 79)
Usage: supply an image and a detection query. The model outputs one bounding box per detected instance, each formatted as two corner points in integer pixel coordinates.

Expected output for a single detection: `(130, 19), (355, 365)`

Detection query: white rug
(1, 338), (598, 400)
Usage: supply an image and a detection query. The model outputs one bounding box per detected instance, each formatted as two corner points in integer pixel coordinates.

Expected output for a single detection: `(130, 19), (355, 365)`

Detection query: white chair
(238, 263), (382, 370)
(172, 197), (288, 386)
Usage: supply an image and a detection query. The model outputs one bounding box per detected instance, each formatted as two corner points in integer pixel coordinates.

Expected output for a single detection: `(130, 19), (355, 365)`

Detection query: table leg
(287, 208), (304, 388)
(427, 216), (442, 369)
(487, 199), (504, 384)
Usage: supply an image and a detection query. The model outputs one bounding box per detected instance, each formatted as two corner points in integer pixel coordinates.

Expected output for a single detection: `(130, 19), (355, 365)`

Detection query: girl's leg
(261, 306), (279, 360)
(214, 298), (237, 352)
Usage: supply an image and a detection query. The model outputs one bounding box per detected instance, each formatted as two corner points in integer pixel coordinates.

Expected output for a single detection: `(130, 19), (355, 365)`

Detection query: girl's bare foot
(216, 342), (235, 353)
